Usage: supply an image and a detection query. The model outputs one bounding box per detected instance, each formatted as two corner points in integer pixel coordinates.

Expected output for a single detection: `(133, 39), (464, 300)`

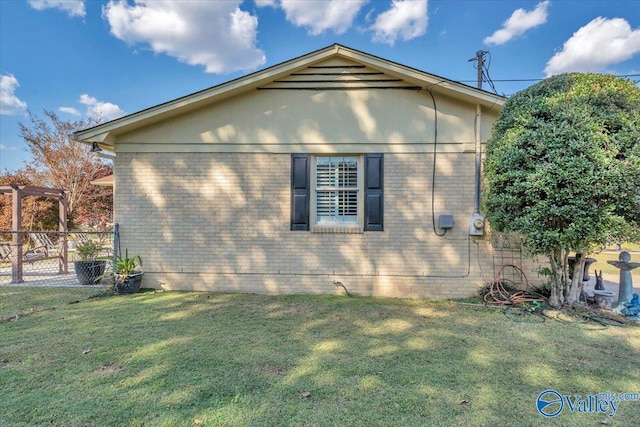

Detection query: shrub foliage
(483, 73), (640, 307)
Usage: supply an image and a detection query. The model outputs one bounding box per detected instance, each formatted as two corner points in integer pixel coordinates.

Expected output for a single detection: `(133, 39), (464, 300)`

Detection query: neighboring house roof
(90, 174), (114, 187)
(71, 43), (505, 150)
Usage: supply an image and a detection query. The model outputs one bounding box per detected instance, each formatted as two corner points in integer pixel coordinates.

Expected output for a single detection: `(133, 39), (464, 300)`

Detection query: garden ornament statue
(594, 270), (605, 290)
(608, 251), (640, 313)
(621, 294), (639, 317)
(591, 270), (615, 308)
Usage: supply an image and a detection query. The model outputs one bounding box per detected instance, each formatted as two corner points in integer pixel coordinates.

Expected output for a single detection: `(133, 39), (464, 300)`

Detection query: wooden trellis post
(11, 185), (23, 283)
(1, 185), (68, 283)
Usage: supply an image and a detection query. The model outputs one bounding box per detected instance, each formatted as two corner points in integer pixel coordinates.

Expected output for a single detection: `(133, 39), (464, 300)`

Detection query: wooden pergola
(0, 185), (68, 283)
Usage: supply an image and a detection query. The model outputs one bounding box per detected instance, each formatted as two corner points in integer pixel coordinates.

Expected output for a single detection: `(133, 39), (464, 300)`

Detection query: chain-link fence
(0, 230), (116, 320)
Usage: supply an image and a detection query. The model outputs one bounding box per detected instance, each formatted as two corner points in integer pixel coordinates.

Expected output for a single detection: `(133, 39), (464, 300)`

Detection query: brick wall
(114, 152), (544, 298)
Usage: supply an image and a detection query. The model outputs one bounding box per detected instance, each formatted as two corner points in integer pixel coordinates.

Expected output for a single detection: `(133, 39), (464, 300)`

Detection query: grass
(1, 288), (639, 426)
(0, 286), (109, 321)
(591, 243), (640, 276)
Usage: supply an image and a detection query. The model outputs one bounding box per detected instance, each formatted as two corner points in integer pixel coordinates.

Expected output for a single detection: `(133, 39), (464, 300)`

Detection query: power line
(456, 74), (640, 85)
(468, 50), (498, 94)
(466, 53), (639, 96)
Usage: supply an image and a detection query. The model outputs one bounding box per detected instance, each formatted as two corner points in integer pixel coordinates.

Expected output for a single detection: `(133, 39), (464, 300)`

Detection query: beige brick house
(72, 44), (536, 298)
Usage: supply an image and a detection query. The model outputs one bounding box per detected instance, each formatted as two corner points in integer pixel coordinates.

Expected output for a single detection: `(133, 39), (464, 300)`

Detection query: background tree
(72, 164), (113, 229)
(0, 167), (57, 232)
(483, 73), (640, 308)
(18, 110), (112, 229)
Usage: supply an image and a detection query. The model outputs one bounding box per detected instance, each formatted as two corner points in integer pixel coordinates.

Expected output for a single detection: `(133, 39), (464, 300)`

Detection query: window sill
(310, 225), (364, 234)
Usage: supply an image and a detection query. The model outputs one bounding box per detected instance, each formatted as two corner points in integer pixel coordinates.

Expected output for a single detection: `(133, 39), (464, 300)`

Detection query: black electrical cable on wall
(426, 88), (446, 237)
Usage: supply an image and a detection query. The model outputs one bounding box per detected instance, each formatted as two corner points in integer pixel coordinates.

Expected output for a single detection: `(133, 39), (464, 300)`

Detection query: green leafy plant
(483, 73), (640, 308)
(113, 249), (143, 277)
(75, 240), (101, 262)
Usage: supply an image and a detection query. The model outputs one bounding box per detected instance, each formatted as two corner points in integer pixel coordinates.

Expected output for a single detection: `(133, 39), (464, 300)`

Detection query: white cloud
(262, 0), (368, 35)
(103, 0), (265, 74)
(254, 0), (276, 6)
(545, 17), (640, 76)
(370, 0), (428, 46)
(59, 106), (82, 116)
(78, 94), (126, 121)
(0, 144), (17, 151)
(28, 0), (86, 18)
(484, 0), (549, 46)
(0, 74), (28, 116)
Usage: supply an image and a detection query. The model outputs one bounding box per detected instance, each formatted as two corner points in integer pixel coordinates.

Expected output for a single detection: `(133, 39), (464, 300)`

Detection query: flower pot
(74, 260), (107, 286)
(114, 271), (144, 294)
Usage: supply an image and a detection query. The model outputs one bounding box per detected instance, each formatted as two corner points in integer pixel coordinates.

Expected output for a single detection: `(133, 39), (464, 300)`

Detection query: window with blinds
(315, 156), (359, 223)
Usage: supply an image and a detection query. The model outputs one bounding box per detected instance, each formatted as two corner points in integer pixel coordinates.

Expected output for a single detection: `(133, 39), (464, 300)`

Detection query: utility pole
(473, 50), (488, 90)
(468, 49), (489, 236)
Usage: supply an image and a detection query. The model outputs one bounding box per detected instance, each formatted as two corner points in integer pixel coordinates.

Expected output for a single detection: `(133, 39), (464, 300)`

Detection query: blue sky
(1, 0), (639, 172)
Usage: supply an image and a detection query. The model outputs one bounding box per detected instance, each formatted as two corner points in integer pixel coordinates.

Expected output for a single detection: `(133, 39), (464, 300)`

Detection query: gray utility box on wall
(439, 214), (454, 229)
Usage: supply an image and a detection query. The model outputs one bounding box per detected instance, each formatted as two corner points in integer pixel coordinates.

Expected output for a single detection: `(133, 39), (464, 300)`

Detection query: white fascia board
(71, 46), (341, 145)
(335, 46), (505, 108)
(71, 44), (503, 144)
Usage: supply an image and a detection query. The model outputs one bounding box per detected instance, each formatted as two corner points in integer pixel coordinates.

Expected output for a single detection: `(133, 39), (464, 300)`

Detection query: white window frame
(310, 155), (364, 233)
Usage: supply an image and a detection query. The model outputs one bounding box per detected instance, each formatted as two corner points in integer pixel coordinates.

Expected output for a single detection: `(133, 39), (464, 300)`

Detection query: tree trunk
(566, 252), (586, 306)
(548, 248), (567, 308)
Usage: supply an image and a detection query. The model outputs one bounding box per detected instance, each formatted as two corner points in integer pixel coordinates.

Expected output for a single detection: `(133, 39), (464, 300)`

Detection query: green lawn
(1, 288), (639, 426)
(591, 243), (640, 276)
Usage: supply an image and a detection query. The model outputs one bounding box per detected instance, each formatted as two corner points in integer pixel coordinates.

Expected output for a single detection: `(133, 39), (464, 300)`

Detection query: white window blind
(315, 156), (359, 223)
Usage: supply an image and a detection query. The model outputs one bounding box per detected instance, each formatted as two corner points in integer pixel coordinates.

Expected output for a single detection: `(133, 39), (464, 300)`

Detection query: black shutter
(364, 153), (384, 231)
(290, 154), (310, 230)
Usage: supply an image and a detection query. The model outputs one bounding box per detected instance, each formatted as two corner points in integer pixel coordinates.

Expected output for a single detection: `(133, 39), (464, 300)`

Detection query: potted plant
(73, 240), (106, 285)
(112, 249), (144, 294)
